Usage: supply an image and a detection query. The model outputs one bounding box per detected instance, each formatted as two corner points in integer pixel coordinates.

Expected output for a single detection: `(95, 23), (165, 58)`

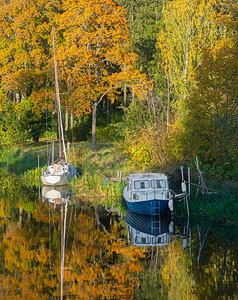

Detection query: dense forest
(0, 0), (237, 180)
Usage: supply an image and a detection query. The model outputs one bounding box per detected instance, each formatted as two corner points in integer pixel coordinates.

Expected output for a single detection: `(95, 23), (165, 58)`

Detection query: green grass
(0, 141), (62, 186)
(71, 141), (238, 223)
(176, 184), (238, 224)
(0, 142), (56, 172)
(1, 140), (237, 223)
(71, 141), (140, 212)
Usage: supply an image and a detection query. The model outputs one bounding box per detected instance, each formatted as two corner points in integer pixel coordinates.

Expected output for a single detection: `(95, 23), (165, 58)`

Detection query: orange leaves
(2, 69), (39, 94)
(0, 0), (150, 132)
(0, 0), (51, 69)
(0, 0), (55, 105)
(56, 0), (150, 118)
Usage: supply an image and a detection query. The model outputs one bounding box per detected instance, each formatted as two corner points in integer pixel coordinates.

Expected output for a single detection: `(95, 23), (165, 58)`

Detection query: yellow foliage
(157, 0), (228, 120)
(123, 122), (172, 169)
(161, 242), (197, 300)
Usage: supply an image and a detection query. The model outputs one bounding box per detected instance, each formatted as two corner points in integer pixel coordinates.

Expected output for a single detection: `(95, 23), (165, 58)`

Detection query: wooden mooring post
(104, 171), (124, 185)
(195, 157), (218, 196)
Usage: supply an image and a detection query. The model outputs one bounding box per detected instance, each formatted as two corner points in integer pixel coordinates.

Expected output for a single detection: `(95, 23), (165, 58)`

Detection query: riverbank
(1, 140), (237, 223)
(71, 141), (238, 223)
(71, 141), (136, 212)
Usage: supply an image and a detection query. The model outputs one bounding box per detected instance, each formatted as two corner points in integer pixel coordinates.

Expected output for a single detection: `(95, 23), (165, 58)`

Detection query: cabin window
(151, 180), (166, 188)
(134, 180), (150, 189)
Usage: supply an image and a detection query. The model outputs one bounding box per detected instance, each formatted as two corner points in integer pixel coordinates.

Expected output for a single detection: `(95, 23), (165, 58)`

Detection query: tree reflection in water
(0, 175), (237, 299)
(126, 212), (238, 299)
(0, 178), (144, 299)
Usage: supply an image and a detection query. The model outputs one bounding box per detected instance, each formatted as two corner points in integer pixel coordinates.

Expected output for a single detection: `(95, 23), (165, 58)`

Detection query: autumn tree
(152, 0), (238, 173)
(0, 0), (60, 100)
(57, 0), (150, 148)
(0, 0), (63, 143)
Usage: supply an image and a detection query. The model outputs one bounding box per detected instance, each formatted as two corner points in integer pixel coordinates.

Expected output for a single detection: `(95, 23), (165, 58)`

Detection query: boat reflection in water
(124, 210), (174, 247)
(125, 210), (208, 263)
(42, 185), (74, 207)
(41, 186), (74, 300)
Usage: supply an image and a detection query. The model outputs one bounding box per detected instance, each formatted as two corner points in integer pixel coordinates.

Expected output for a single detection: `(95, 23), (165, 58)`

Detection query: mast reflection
(41, 186), (74, 300)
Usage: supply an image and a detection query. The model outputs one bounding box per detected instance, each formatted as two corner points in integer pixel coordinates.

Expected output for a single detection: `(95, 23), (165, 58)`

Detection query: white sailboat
(41, 28), (77, 186)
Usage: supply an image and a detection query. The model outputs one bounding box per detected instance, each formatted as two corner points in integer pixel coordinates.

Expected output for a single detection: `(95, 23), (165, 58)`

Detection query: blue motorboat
(123, 172), (174, 215)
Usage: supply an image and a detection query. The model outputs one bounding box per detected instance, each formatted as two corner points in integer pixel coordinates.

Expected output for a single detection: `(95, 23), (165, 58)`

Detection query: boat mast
(52, 140), (54, 164)
(52, 27), (67, 164)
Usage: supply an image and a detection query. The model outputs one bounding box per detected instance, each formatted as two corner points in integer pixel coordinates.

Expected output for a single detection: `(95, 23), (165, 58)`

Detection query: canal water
(0, 176), (238, 299)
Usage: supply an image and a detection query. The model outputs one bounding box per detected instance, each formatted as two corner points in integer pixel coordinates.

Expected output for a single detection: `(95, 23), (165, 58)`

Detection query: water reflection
(125, 210), (211, 263)
(42, 185), (74, 206)
(38, 186), (141, 299)
(126, 211), (238, 299)
(0, 174), (237, 299)
(41, 186), (73, 300)
(125, 210), (193, 250)
(125, 210), (173, 246)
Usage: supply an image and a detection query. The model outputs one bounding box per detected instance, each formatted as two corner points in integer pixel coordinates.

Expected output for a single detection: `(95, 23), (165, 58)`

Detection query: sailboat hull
(41, 164), (77, 186)
(41, 173), (72, 186)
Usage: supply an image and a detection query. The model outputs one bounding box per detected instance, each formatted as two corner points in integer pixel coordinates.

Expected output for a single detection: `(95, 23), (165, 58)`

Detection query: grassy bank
(71, 141), (139, 213)
(177, 185), (238, 224)
(72, 141), (238, 223)
(0, 142), (48, 186)
(1, 140), (237, 223)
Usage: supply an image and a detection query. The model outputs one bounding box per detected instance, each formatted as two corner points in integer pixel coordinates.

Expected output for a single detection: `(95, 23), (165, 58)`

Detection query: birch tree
(157, 0), (221, 124)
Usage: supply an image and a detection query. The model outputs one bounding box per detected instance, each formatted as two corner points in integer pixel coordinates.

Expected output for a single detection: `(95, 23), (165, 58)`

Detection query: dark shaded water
(0, 178), (238, 299)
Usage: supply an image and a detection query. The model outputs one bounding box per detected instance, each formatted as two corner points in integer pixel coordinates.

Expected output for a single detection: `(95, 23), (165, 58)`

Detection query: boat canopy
(126, 173), (168, 191)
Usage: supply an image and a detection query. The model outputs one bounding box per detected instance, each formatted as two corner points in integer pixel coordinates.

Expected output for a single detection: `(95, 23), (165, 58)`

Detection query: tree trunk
(92, 101), (97, 148)
(167, 74), (170, 131)
(132, 90), (135, 101)
(65, 110), (68, 131)
(124, 85), (127, 122)
(107, 96), (111, 125)
(18, 207), (23, 228)
(81, 114), (84, 140)
(70, 112), (74, 129)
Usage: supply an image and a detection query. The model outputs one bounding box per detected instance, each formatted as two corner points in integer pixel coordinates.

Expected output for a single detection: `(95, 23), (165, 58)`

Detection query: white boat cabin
(46, 163), (70, 175)
(124, 173), (171, 202)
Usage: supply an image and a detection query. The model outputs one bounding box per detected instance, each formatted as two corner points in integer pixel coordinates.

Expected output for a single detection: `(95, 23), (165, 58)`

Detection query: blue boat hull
(125, 199), (168, 215)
